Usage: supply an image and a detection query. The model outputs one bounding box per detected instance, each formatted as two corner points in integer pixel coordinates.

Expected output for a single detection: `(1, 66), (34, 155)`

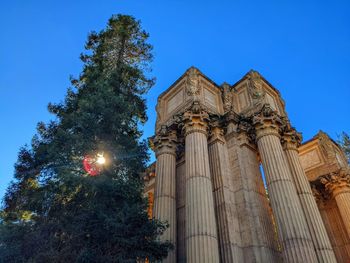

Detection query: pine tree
(0, 14), (172, 263)
(338, 132), (350, 164)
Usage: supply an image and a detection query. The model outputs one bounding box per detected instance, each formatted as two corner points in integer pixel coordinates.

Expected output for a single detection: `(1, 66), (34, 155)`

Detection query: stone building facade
(143, 67), (350, 263)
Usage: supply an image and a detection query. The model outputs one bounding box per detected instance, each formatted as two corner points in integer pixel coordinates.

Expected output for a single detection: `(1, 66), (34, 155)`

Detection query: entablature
(299, 131), (348, 182)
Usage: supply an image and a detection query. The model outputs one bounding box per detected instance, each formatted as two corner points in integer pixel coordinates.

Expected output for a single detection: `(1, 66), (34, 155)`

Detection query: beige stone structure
(143, 67), (350, 263)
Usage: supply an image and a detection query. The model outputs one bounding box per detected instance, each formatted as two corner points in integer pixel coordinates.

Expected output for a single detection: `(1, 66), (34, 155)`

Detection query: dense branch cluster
(0, 14), (171, 263)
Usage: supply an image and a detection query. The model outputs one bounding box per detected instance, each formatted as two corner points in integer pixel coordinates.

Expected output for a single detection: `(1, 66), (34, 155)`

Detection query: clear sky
(1, 0), (349, 199)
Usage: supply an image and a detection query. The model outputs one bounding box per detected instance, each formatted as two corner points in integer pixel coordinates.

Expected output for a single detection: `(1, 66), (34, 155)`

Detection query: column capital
(320, 168), (350, 198)
(182, 101), (209, 137)
(153, 125), (177, 157)
(282, 128), (302, 151)
(236, 118), (256, 148)
(252, 104), (284, 140)
(208, 120), (225, 145)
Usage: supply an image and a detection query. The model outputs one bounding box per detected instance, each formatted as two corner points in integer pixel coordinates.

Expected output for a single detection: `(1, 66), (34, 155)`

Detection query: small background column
(283, 129), (337, 263)
(321, 168), (350, 240)
(153, 128), (177, 263)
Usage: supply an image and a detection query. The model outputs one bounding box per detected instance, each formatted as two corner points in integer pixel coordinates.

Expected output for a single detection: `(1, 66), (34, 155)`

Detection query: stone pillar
(253, 105), (318, 263)
(321, 168), (350, 239)
(183, 109), (220, 263)
(208, 124), (242, 263)
(153, 128), (177, 263)
(283, 129), (337, 263)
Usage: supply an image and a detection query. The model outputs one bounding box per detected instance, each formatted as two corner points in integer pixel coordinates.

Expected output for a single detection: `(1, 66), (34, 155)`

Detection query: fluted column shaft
(153, 130), (177, 263)
(283, 131), (337, 263)
(322, 169), (350, 239)
(184, 111), (220, 263)
(208, 126), (242, 263)
(253, 110), (318, 263)
(335, 192), (350, 239)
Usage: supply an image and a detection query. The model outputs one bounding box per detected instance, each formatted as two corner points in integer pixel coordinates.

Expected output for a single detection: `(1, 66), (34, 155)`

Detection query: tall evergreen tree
(338, 132), (350, 164)
(0, 14), (171, 263)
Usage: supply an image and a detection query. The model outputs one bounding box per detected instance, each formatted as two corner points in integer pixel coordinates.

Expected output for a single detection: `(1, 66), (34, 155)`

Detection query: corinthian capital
(153, 125), (177, 157)
(208, 118), (225, 144)
(282, 128), (302, 151)
(320, 168), (350, 198)
(182, 102), (209, 137)
(252, 104), (284, 140)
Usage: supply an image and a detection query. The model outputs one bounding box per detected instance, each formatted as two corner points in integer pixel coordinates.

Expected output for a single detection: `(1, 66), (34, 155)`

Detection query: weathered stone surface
(146, 67), (349, 263)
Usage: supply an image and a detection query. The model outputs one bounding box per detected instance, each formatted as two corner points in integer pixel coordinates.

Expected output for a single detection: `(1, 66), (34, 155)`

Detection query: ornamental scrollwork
(222, 82), (233, 113)
(320, 167), (350, 197)
(186, 67), (200, 97)
(247, 70), (266, 104)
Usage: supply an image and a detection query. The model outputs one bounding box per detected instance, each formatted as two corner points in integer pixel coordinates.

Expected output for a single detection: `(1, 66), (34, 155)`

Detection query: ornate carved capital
(153, 125), (177, 157)
(252, 104), (283, 141)
(235, 118), (255, 145)
(208, 119), (225, 145)
(282, 128), (302, 151)
(182, 103), (209, 137)
(320, 168), (350, 198)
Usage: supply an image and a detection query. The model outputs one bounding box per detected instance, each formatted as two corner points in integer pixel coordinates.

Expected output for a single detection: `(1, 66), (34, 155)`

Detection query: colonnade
(152, 103), (346, 263)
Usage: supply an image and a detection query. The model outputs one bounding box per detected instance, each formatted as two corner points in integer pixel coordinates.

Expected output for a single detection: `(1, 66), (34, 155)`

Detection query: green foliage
(0, 14), (171, 263)
(338, 132), (350, 164)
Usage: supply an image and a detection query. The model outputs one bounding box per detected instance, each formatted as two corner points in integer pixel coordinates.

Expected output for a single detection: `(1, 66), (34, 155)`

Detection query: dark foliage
(0, 14), (172, 263)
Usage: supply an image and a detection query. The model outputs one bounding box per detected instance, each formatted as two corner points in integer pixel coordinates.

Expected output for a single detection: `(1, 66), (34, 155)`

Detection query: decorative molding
(320, 168), (350, 198)
(152, 126), (177, 157)
(221, 82), (233, 113)
(318, 131), (336, 160)
(282, 128), (302, 151)
(208, 118), (226, 145)
(186, 67), (200, 97)
(247, 70), (266, 105)
(252, 103), (284, 141)
(182, 102), (210, 137)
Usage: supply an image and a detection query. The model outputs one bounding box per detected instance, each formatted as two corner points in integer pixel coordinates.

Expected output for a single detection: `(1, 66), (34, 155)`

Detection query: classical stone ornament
(186, 67), (200, 97)
(153, 126), (177, 157)
(147, 67), (347, 263)
(221, 82), (232, 113)
(252, 103), (284, 140)
(282, 128), (302, 151)
(320, 168), (350, 196)
(247, 70), (266, 104)
(318, 130), (337, 159)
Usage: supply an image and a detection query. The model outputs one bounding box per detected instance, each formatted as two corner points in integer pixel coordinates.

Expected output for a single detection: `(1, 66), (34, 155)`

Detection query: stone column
(208, 124), (242, 263)
(183, 109), (220, 263)
(321, 168), (350, 239)
(153, 127), (177, 263)
(253, 105), (318, 263)
(283, 129), (337, 263)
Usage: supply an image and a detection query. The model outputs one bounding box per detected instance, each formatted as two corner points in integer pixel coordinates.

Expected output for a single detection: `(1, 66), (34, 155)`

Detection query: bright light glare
(96, 154), (106, 165)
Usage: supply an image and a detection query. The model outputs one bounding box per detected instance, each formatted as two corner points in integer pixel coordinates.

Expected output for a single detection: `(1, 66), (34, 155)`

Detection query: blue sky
(1, 0), (349, 199)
